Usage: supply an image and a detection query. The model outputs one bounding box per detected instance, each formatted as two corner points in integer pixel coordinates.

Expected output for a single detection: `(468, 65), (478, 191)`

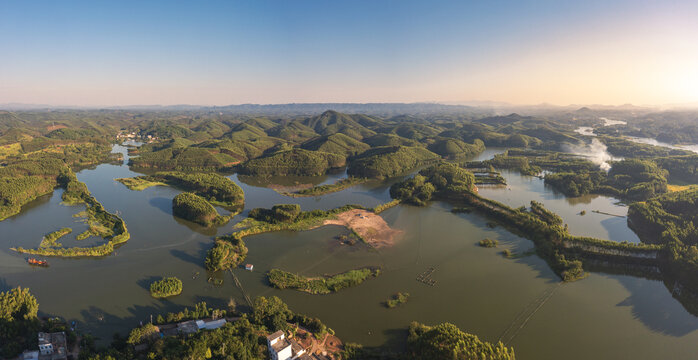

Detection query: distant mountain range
(2, 101), (693, 115)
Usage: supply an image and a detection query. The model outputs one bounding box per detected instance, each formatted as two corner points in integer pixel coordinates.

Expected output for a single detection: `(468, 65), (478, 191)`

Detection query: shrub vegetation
(267, 268), (380, 294)
(386, 292), (410, 308)
(150, 277), (183, 298)
(479, 238), (498, 248)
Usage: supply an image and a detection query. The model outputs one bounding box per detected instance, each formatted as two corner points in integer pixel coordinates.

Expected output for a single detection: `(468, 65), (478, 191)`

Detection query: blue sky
(1, 0), (697, 106)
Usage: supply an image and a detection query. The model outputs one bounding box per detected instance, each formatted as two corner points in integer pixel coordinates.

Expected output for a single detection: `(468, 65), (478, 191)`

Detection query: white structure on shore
(267, 330), (309, 360)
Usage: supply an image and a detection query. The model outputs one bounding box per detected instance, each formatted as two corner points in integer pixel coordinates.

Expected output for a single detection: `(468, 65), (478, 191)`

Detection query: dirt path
(324, 209), (403, 248)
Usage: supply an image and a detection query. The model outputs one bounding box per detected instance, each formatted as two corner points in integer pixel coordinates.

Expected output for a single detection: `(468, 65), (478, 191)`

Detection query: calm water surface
(1, 144), (697, 359)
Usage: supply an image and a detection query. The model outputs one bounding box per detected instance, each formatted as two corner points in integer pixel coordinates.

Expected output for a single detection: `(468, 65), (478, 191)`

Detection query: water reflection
(172, 216), (220, 236)
(614, 275), (698, 337)
(148, 197), (173, 215)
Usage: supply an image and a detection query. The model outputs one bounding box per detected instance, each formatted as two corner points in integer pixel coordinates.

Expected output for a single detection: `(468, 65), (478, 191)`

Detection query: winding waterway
(1, 144), (698, 359)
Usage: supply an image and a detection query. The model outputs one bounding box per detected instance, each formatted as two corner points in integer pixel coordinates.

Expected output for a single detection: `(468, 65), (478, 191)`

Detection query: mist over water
(564, 138), (620, 171)
(599, 117), (627, 126)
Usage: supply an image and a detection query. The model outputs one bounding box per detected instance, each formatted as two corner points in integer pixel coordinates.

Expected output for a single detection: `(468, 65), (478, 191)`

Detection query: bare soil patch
(46, 124), (67, 131)
(324, 209), (402, 248)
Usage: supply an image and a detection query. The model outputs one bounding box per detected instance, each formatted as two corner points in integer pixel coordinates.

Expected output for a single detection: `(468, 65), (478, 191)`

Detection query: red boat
(27, 258), (49, 267)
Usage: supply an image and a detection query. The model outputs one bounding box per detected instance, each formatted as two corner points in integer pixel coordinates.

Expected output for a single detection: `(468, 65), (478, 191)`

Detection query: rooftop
(36, 332), (68, 360)
(267, 330), (285, 342)
(270, 337), (292, 353)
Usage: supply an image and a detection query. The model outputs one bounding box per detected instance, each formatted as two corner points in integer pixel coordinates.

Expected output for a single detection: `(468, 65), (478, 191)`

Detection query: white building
(267, 330), (307, 360)
(196, 319), (227, 330)
(36, 332), (67, 360)
(38, 342), (53, 356)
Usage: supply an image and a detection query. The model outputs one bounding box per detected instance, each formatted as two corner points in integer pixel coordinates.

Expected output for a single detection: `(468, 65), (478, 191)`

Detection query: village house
(161, 318), (229, 337)
(267, 330), (309, 360)
(21, 332), (68, 360)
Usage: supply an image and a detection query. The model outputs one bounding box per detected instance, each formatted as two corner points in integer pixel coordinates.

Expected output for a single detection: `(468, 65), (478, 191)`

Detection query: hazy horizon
(2, 0), (697, 107)
(2, 100), (696, 111)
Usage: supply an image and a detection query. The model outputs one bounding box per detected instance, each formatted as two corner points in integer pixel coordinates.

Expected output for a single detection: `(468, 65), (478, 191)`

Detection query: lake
(1, 144), (697, 359)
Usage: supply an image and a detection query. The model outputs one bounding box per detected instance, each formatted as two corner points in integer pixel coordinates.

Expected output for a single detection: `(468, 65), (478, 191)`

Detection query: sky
(1, 0), (697, 107)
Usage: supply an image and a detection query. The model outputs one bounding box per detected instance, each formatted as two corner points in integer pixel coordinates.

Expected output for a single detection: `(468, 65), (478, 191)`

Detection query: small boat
(27, 258), (49, 267)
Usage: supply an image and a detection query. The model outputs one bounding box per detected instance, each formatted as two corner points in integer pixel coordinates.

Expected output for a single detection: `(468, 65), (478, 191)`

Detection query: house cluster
(116, 131), (158, 142)
(116, 131), (137, 139)
(21, 332), (68, 360)
(158, 317), (228, 337)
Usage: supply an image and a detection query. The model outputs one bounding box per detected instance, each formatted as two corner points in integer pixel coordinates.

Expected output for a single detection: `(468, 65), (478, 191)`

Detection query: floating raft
(416, 267), (437, 286)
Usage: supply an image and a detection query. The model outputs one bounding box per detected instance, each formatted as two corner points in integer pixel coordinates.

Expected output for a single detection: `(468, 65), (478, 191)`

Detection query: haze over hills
(1, 101), (685, 116)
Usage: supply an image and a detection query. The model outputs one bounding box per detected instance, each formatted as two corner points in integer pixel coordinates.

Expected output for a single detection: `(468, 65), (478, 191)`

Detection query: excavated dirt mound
(324, 209), (402, 248)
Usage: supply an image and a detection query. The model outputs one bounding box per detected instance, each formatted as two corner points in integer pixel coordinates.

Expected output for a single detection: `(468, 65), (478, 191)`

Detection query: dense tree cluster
(238, 148), (346, 176)
(405, 322), (515, 360)
(344, 321), (515, 360)
(348, 146), (440, 178)
(628, 189), (698, 293)
(205, 235), (248, 271)
(149, 277), (183, 298)
(654, 155), (698, 184)
(248, 204), (302, 223)
(390, 162), (475, 205)
(427, 138), (485, 159)
(0, 158), (68, 220)
(172, 192), (227, 227)
(543, 159), (668, 201)
(130, 147), (237, 171)
(0, 287), (40, 358)
(301, 132), (371, 157)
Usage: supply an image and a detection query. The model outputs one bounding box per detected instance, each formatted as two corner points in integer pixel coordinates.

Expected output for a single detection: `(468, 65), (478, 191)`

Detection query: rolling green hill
(238, 148), (346, 176)
(426, 138), (485, 159)
(302, 110), (377, 139)
(301, 133), (370, 157)
(348, 146), (440, 178)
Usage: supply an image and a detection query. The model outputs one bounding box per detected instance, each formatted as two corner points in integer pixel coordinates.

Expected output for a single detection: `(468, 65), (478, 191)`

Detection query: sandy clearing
(324, 209), (402, 248)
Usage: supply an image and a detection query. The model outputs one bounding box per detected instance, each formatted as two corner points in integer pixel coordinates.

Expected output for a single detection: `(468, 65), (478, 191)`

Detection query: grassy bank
(114, 177), (166, 191)
(40, 228), (72, 248)
(281, 177), (367, 197)
(267, 267), (380, 294)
